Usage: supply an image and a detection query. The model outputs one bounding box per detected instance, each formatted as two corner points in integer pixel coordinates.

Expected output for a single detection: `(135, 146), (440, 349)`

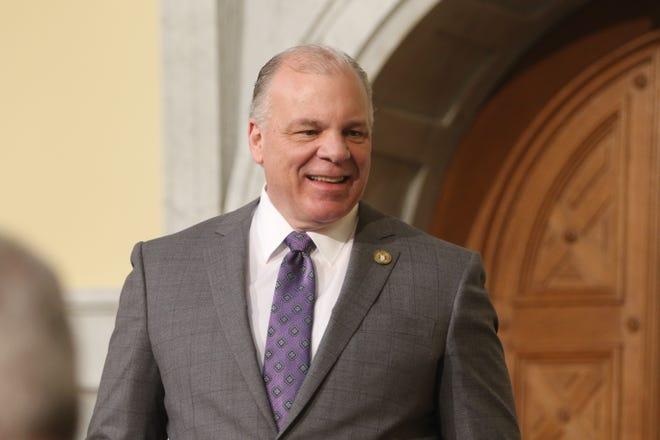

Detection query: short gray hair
(249, 44), (373, 126)
(0, 238), (77, 439)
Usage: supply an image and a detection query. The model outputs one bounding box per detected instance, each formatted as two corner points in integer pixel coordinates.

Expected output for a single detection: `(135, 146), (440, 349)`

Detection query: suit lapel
(277, 204), (400, 437)
(203, 201), (278, 433)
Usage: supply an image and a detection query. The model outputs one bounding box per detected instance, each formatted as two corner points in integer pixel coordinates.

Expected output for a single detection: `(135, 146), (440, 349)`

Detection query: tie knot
(284, 231), (315, 254)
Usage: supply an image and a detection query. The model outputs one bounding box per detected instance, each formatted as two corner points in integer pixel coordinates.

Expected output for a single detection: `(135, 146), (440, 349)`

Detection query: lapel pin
(373, 249), (392, 265)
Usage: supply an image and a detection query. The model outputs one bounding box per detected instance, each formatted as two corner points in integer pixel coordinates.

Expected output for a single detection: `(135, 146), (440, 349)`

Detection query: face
(248, 63), (372, 230)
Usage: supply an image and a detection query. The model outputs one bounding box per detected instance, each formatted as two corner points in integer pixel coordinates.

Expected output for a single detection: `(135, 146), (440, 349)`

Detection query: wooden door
(467, 34), (659, 439)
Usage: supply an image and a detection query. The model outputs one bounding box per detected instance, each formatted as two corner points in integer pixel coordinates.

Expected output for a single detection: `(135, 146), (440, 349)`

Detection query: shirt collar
(253, 187), (358, 266)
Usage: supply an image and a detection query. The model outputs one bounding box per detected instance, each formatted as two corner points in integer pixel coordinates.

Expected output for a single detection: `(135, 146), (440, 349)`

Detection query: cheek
(262, 153), (311, 187)
(353, 149), (371, 176)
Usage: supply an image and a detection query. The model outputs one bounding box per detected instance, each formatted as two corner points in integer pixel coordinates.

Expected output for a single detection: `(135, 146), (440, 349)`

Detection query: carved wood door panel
(468, 34), (659, 439)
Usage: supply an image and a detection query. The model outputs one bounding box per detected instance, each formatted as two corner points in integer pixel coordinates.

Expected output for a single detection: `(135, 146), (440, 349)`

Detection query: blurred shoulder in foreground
(0, 237), (77, 440)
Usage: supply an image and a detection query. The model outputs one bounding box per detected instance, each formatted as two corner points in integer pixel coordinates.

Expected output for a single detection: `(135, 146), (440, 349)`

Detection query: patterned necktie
(262, 231), (316, 429)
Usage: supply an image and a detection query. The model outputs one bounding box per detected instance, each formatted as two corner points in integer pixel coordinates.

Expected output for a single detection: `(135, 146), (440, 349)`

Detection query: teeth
(309, 175), (345, 183)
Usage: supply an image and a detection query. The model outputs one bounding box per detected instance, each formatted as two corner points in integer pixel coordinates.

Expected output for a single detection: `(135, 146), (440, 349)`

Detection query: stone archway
(220, 0), (589, 224)
(364, 0), (588, 227)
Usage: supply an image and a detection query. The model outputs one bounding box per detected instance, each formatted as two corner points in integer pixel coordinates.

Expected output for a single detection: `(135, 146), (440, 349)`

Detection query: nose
(317, 131), (350, 163)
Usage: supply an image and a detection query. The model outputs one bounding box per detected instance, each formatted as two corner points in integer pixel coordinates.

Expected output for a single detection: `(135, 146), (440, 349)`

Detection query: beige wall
(0, 1), (163, 290)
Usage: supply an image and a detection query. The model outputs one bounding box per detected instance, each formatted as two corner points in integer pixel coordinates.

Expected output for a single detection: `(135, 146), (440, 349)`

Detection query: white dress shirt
(247, 188), (358, 369)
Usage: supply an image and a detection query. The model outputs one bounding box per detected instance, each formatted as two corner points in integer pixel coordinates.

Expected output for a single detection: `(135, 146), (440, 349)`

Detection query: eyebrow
(287, 119), (323, 130)
(285, 118), (369, 132)
(343, 120), (368, 129)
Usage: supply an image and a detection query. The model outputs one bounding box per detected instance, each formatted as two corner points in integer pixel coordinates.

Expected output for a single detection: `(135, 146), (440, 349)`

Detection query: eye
(297, 129), (318, 137)
(346, 129), (366, 138)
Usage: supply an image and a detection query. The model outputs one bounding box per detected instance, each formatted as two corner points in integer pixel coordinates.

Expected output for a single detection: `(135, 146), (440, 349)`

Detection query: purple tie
(262, 231), (316, 429)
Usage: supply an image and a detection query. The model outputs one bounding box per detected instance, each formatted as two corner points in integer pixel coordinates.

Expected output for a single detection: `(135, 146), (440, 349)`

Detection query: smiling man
(247, 58), (371, 230)
(88, 45), (520, 439)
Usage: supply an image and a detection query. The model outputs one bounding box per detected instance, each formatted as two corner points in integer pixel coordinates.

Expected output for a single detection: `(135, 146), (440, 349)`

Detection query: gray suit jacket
(87, 201), (519, 439)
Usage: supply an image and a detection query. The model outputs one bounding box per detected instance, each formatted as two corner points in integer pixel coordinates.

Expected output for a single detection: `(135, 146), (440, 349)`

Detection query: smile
(307, 175), (349, 183)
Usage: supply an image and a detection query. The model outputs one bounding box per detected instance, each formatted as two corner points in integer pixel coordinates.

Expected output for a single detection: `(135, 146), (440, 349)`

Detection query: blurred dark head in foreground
(0, 238), (77, 440)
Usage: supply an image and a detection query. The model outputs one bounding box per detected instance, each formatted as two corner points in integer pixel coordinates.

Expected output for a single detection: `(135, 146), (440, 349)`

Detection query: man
(88, 45), (519, 439)
(0, 237), (78, 440)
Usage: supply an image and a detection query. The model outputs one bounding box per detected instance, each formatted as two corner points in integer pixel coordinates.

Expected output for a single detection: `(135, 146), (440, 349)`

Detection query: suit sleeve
(437, 252), (520, 439)
(86, 242), (168, 439)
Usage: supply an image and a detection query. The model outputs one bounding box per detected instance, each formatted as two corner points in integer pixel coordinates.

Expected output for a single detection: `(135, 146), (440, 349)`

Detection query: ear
(248, 119), (264, 164)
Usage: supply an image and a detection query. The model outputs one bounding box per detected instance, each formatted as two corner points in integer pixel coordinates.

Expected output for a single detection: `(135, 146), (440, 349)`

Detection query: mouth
(306, 175), (350, 184)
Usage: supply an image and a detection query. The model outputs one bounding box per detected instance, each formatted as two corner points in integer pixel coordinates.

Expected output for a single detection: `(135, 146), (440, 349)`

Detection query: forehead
(272, 60), (362, 90)
(266, 63), (369, 116)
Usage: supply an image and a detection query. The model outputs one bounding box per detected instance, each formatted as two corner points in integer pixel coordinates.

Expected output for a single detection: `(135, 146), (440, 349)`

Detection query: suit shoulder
(397, 218), (476, 262)
(359, 203), (477, 261)
(140, 200), (257, 253)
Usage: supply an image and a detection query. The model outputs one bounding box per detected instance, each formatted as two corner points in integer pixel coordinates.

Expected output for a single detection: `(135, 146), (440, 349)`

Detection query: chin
(305, 202), (355, 225)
